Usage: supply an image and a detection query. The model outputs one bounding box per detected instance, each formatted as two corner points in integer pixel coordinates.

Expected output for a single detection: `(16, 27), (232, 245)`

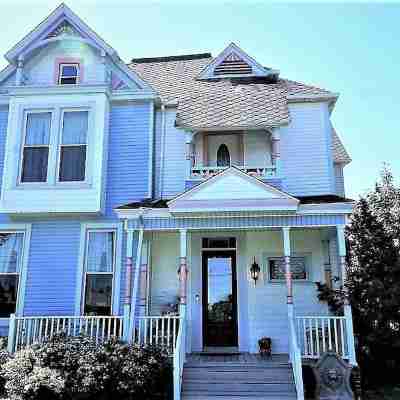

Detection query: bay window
(21, 112), (51, 183)
(59, 111), (88, 182)
(84, 231), (115, 315)
(0, 233), (24, 317)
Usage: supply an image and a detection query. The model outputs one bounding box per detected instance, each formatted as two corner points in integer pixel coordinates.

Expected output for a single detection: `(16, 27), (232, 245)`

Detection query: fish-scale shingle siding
(281, 103), (335, 196)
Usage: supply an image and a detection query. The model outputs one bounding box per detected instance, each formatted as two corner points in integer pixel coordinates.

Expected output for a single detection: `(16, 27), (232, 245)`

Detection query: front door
(202, 250), (238, 347)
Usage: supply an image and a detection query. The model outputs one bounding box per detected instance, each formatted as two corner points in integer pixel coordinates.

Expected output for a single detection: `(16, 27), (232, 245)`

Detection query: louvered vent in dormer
(214, 52), (253, 76)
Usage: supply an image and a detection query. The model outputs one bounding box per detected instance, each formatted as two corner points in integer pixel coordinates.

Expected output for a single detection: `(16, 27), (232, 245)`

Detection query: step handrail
(173, 307), (186, 400)
(289, 313), (305, 400)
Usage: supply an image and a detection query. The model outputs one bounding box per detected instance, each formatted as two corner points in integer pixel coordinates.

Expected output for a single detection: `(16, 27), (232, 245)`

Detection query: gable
(0, 4), (153, 92)
(197, 42), (279, 81)
(168, 167), (299, 213)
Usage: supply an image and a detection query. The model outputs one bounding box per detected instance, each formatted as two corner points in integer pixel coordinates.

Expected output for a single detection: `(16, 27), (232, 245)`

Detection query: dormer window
(58, 63), (80, 85)
(217, 144), (231, 167)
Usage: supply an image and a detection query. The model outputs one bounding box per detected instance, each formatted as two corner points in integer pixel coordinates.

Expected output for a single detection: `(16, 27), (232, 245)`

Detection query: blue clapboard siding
(280, 103), (335, 196)
(105, 102), (151, 215)
(23, 220), (82, 316)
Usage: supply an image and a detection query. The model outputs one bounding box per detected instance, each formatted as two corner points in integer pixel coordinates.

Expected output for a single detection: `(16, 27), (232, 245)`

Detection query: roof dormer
(197, 42), (279, 81)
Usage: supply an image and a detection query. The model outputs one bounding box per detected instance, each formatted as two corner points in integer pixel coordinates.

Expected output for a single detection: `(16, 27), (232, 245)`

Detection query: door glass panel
(207, 256), (233, 324)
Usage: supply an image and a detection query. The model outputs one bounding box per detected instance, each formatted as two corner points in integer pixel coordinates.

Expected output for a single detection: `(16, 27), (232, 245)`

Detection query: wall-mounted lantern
(250, 257), (261, 285)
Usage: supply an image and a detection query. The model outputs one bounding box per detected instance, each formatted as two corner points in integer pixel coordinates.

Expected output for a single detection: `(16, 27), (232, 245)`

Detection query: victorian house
(0, 5), (355, 400)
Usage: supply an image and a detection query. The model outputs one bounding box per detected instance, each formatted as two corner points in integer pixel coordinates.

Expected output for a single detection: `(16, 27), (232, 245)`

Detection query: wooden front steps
(182, 353), (297, 400)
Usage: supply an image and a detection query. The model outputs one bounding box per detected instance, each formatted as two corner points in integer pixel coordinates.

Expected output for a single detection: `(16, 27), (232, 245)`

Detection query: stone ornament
(313, 352), (354, 400)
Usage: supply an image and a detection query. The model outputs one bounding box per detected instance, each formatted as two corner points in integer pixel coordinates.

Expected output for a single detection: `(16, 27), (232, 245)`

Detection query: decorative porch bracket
(336, 225), (357, 366)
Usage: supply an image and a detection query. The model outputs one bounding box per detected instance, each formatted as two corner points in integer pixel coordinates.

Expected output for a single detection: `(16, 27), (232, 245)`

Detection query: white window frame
(17, 105), (93, 188)
(58, 63), (80, 85)
(76, 223), (123, 316)
(19, 110), (54, 185)
(0, 225), (31, 325)
(263, 252), (312, 283)
(56, 108), (89, 185)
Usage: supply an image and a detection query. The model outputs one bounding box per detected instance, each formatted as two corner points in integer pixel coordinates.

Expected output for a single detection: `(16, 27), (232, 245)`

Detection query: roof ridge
(130, 53), (212, 64)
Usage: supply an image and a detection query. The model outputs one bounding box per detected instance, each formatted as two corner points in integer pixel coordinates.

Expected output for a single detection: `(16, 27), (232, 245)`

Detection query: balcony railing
(190, 165), (276, 179)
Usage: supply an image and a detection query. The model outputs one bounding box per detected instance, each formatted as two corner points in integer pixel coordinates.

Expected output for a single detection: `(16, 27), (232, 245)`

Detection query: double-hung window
(59, 111), (88, 182)
(0, 233), (24, 317)
(58, 63), (80, 85)
(21, 112), (51, 183)
(84, 231), (115, 316)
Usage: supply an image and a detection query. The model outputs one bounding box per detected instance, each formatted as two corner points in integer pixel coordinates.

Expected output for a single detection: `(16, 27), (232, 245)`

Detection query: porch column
(139, 239), (150, 316)
(282, 227), (293, 309)
(123, 230), (134, 341)
(322, 239), (332, 289)
(178, 229), (188, 306)
(185, 132), (195, 180)
(271, 128), (281, 176)
(336, 225), (357, 365)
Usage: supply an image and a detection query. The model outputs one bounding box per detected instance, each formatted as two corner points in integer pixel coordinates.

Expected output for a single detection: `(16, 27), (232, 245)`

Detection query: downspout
(159, 103), (167, 198)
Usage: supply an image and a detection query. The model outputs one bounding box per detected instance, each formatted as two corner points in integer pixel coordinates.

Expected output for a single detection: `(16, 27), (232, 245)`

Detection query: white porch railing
(173, 308), (186, 400)
(288, 312), (305, 400)
(296, 316), (349, 359)
(132, 315), (181, 354)
(7, 314), (124, 353)
(191, 165), (276, 179)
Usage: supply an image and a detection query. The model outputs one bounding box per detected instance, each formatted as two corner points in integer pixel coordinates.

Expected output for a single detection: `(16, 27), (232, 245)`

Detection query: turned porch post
(271, 128), (281, 176)
(178, 229), (188, 308)
(282, 227), (293, 309)
(139, 239), (150, 317)
(185, 132), (195, 180)
(336, 224), (357, 365)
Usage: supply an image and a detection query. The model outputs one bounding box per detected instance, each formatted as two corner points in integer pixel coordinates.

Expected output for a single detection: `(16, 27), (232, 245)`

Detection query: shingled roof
(128, 53), (349, 161)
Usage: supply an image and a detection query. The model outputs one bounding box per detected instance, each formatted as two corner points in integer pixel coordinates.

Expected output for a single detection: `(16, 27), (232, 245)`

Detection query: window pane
(25, 113), (51, 145)
(59, 146), (86, 182)
(84, 275), (112, 316)
(87, 232), (114, 272)
(61, 65), (78, 78)
(0, 276), (18, 317)
(62, 111), (88, 144)
(0, 233), (24, 273)
(269, 257), (307, 280)
(22, 147), (49, 182)
(60, 77), (77, 85)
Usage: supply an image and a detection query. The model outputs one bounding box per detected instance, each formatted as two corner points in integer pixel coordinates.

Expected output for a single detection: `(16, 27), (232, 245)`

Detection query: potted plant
(258, 337), (272, 357)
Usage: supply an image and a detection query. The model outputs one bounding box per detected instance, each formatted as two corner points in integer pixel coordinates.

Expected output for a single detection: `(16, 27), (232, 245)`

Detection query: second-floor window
(21, 112), (51, 183)
(59, 111), (88, 182)
(58, 63), (80, 85)
(217, 144), (231, 167)
(20, 109), (89, 185)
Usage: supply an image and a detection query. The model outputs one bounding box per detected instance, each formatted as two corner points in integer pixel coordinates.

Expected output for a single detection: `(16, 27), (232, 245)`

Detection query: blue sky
(0, 1), (399, 199)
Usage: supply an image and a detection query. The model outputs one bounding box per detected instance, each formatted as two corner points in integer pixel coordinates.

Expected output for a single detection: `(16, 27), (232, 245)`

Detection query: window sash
(21, 112), (52, 184)
(83, 230), (116, 316)
(58, 111), (88, 182)
(59, 63), (80, 85)
(83, 273), (113, 316)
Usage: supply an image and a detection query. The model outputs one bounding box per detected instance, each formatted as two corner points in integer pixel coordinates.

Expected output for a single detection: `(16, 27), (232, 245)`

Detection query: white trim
(299, 202), (354, 214)
(168, 166), (299, 207)
(197, 42), (276, 80)
(75, 222), (123, 316)
(0, 224), (32, 317)
(148, 101), (154, 198)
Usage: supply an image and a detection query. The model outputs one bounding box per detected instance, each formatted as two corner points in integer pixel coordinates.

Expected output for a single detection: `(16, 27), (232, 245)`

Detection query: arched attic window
(217, 144), (231, 167)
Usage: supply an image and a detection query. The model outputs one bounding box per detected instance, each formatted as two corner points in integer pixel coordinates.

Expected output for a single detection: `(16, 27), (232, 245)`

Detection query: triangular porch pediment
(168, 167), (299, 214)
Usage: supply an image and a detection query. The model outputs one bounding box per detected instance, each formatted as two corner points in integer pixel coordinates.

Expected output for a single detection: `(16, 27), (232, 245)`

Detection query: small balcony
(191, 164), (277, 180)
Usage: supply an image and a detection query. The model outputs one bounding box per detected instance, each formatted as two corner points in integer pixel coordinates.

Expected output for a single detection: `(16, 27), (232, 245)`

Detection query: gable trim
(197, 42), (279, 80)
